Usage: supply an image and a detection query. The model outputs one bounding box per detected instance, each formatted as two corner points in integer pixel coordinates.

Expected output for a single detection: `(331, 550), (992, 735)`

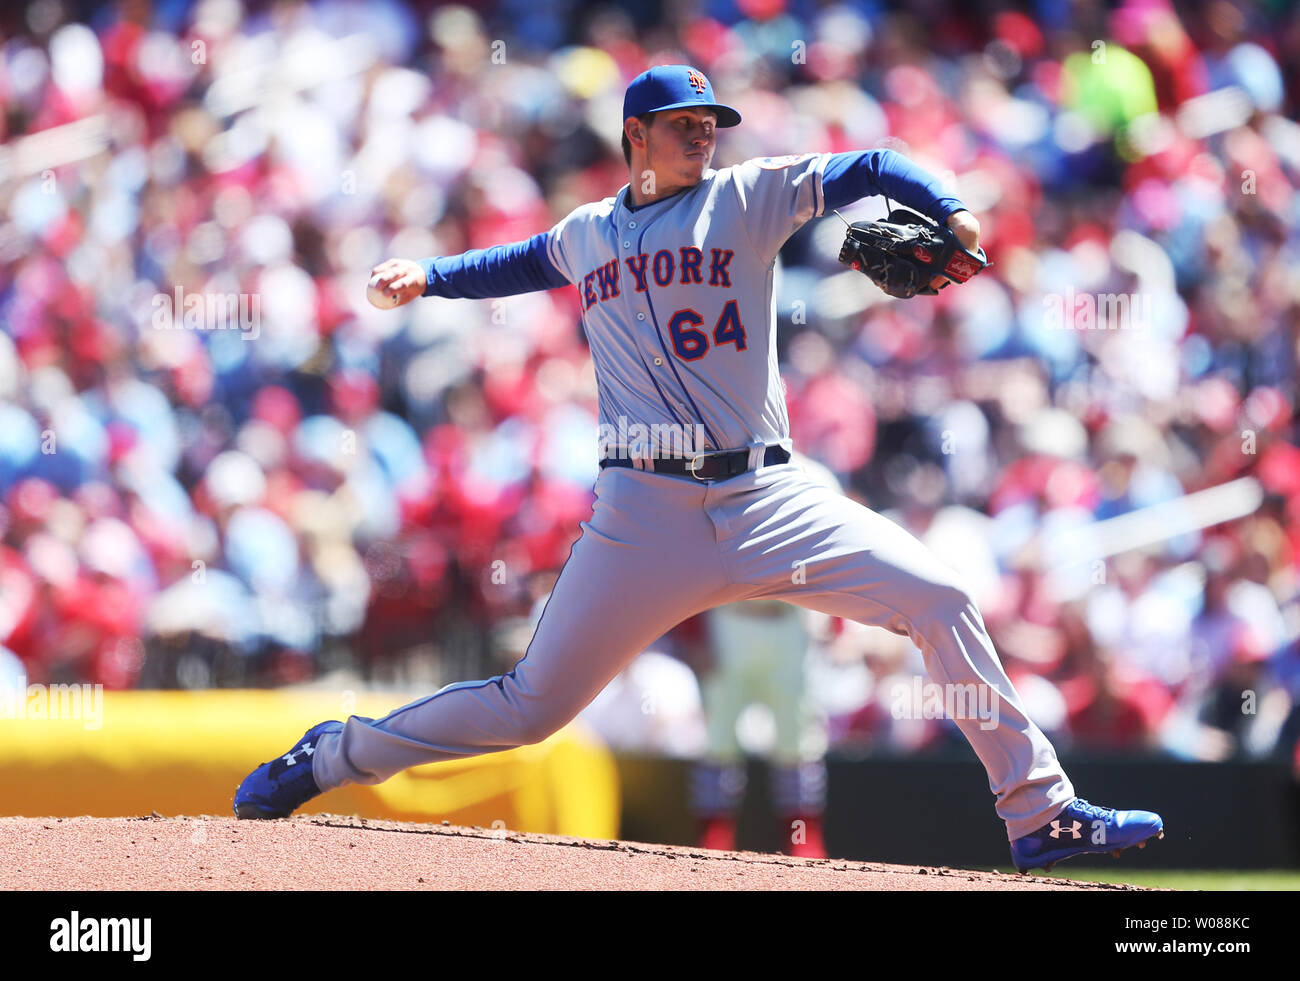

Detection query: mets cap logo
(687, 69), (707, 93)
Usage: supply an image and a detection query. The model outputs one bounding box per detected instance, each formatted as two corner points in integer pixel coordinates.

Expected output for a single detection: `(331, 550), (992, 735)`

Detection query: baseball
(366, 274), (400, 309)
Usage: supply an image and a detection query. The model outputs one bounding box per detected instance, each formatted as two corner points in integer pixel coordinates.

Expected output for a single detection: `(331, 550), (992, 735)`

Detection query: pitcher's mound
(0, 815), (1150, 890)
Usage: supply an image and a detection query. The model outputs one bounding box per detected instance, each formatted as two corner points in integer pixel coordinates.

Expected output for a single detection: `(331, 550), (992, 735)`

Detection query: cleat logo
(1049, 819), (1082, 839)
(281, 741), (315, 767)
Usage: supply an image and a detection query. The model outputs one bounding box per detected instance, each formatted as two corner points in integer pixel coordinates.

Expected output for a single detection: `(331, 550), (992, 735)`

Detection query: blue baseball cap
(622, 65), (742, 127)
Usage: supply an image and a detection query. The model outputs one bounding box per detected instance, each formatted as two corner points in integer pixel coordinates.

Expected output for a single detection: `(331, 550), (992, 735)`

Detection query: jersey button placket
(626, 220), (673, 400)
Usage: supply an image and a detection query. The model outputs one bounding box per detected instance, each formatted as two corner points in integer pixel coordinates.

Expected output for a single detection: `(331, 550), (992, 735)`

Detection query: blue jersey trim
(420, 232), (569, 299)
(813, 154), (825, 217)
(821, 149), (967, 222)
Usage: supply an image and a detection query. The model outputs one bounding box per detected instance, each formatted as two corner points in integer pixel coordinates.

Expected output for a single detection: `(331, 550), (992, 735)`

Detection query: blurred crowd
(0, 0), (1297, 764)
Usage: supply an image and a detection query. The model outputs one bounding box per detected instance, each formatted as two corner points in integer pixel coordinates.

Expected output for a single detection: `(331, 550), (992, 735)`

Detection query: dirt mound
(0, 815), (1149, 890)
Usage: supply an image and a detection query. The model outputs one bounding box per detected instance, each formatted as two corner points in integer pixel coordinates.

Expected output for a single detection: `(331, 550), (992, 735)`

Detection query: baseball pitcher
(235, 65), (1163, 874)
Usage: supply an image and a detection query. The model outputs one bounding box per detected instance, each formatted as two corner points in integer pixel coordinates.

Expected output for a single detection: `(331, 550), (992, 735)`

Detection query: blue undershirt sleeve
(419, 231), (570, 299)
(821, 150), (968, 224)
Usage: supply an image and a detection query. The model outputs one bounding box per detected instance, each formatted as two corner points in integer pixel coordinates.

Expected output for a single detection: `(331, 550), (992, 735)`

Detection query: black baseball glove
(837, 208), (991, 299)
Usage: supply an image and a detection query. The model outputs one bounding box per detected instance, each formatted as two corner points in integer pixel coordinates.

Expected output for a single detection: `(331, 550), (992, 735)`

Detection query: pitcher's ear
(624, 117), (646, 150)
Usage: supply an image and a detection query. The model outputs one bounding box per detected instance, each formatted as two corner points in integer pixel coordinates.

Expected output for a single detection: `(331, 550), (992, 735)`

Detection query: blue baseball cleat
(1010, 798), (1164, 874)
(233, 721), (343, 819)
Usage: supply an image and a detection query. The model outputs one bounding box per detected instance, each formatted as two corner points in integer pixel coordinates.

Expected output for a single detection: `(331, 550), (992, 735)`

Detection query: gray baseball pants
(312, 461), (1074, 840)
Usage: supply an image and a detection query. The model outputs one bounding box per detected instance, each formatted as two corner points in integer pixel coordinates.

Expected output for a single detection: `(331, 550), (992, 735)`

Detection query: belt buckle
(686, 452), (710, 481)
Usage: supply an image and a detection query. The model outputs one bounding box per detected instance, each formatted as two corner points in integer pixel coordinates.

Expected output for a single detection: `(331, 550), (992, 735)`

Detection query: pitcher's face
(642, 107), (717, 190)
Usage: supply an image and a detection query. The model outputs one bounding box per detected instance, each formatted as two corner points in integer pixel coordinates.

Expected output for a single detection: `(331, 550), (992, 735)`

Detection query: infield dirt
(0, 815), (1155, 890)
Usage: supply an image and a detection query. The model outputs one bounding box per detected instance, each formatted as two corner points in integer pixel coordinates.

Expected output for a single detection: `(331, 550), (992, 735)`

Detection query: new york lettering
(580, 247), (735, 310)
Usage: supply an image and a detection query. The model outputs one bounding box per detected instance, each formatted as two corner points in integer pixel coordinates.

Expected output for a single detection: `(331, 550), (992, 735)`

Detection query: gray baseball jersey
(311, 153), (1076, 842)
(545, 154), (826, 461)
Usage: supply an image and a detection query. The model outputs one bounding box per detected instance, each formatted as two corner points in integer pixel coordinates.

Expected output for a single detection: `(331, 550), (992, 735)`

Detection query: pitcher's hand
(368, 259), (426, 307)
(928, 211), (982, 291)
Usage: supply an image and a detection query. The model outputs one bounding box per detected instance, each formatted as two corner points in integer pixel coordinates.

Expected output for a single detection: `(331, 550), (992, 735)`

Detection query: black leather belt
(599, 444), (790, 482)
